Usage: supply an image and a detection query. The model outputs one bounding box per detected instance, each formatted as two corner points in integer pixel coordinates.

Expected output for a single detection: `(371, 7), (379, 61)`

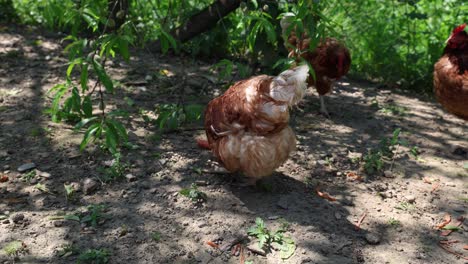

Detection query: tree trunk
(150, 0), (242, 52)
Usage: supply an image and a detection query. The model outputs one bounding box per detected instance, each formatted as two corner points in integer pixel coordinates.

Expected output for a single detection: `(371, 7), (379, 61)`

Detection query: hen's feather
(204, 66), (308, 179)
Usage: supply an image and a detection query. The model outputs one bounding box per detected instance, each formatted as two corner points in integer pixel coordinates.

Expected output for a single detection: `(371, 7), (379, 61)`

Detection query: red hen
(200, 66), (309, 184)
(281, 15), (351, 117)
(433, 23), (468, 120)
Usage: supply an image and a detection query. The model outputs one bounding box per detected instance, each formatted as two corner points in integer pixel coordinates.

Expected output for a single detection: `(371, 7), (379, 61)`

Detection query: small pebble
(406, 195), (416, 203)
(365, 233), (380, 245)
(17, 163), (36, 173)
(125, 174), (137, 182)
(383, 170), (394, 178)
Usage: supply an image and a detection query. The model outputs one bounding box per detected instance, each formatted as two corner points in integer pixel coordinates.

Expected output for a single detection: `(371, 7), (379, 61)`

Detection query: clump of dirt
(0, 26), (467, 264)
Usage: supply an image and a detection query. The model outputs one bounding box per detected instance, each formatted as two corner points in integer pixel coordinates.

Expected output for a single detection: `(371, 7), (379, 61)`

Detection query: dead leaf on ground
(0, 175), (8, 182)
(463, 245), (468, 250)
(422, 177), (432, 184)
(355, 211), (368, 231)
(438, 241), (468, 260)
(436, 214), (451, 229)
(316, 188), (337, 202)
(346, 171), (363, 182)
(430, 182), (440, 193)
(206, 241), (219, 249)
(440, 216), (464, 236)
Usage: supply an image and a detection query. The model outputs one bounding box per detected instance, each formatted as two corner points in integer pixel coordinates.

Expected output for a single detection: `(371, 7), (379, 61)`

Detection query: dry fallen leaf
(355, 211), (368, 231)
(440, 216), (464, 236)
(206, 241), (219, 248)
(0, 175), (8, 182)
(316, 189), (337, 202)
(430, 182), (440, 193)
(436, 214), (451, 229)
(463, 245), (468, 250)
(346, 171), (363, 182)
(422, 177), (432, 184)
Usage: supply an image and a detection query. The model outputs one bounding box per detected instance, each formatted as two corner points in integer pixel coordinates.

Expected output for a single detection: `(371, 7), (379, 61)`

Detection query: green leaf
(74, 117), (98, 130)
(258, 234), (267, 249)
(80, 62), (88, 92)
(92, 59), (114, 93)
(279, 239), (296, 259)
(106, 119), (128, 142)
(82, 96), (93, 117)
(118, 37), (130, 61)
(63, 214), (81, 221)
(67, 58), (82, 78)
(255, 217), (264, 229)
(160, 30), (177, 53)
(105, 121), (119, 154)
(80, 123), (101, 151)
(71, 87), (81, 112)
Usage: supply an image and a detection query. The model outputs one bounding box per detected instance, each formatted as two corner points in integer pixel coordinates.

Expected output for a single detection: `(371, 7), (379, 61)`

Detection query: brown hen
(433, 23), (468, 120)
(200, 66), (309, 183)
(281, 15), (351, 117)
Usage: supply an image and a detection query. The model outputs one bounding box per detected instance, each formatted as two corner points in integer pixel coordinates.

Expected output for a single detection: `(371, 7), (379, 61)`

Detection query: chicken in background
(433, 23), (468, 120)
(197, 65), (309, 184)
(280, 14), (351, 117)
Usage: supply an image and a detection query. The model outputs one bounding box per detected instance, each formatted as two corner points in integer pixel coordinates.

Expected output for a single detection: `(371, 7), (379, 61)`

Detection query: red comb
(452, 23), (466, 34)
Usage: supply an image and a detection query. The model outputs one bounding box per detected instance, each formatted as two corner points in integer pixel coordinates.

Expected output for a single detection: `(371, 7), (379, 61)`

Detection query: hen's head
(446, 24), (467, 51)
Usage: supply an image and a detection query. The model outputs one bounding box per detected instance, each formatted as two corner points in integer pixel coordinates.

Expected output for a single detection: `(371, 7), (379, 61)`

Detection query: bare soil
(0, 25), (467, 264)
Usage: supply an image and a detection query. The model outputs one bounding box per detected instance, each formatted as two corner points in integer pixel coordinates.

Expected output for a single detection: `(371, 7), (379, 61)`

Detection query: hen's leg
(319, 95), (330, 118)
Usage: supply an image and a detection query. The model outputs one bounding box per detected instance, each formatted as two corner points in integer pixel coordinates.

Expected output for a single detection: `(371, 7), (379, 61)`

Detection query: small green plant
(3, 241), (27, 258)
(151, 231), (161, 242)
(57, 244), (79, 258)
(35, 183), (54, 195)
(179, 184), (207, 203)
(21, 170), (36, 184)
(363, 150), (384, 175)
(363, 128), (418, 175)
(29, 127), (43, 137)
(153, 103), (203, 131)
(395, 202), (414, 211)
(379, 103), (408, 116)
(388, 218), (401, 227)
(81, 204), (108, 227)
(77, 248), (110, 264)
(64, 184), (76, 201)
(247, 217), (295, 259)
(98, 153), (128, 182)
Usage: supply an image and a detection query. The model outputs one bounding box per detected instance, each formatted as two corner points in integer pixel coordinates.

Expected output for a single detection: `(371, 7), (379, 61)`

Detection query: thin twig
(355, 211), (368, 231)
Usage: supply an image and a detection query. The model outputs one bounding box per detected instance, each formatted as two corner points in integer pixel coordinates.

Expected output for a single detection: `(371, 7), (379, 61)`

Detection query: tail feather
(197, 139), (211, 150)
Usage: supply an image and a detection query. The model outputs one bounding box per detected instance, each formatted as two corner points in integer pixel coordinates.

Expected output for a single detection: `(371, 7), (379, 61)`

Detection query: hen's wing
(204, 75), (281, 144)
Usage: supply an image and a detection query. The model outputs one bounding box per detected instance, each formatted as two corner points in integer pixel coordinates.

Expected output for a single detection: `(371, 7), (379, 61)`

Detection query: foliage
(323, 0), (466, 91)
(363, 128), (418, 175)
(388, 218), (401, 227)
(247, 217), (296, 259)
(21, 170), (36, 184)
(77, 248), (110, 264)
(153, 103), (203, 131)
(98, 153), (128, 182)
(82, 204), (108, 227)
(179, 183), (207, 203)
(64, 183), (76, 201)
(10, 0), (467, 92)
(151, 231), (161, 242)
(3, 241), (27, 258)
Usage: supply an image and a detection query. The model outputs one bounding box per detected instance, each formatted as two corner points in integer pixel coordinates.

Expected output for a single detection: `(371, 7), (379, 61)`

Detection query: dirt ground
(0, 26), (467, 264)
